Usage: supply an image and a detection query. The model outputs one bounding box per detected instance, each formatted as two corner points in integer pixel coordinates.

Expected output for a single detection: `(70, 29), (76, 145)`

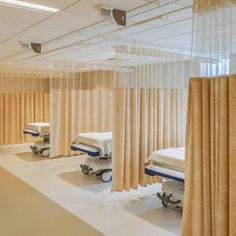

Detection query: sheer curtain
(112, 46), (191, 191)
(50, 66), (113, 157)
(182, 2), (236, 235)
(0, 71), (50, 145)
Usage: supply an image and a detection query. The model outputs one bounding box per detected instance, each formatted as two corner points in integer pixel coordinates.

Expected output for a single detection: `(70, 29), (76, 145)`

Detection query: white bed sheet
(25, 123), (50, 136)
(74, 132), (112, 156)
(148, 147), (185, 172)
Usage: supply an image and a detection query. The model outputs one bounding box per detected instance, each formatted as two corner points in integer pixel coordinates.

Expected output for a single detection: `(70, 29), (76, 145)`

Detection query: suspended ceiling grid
(0, 0), (193, 70)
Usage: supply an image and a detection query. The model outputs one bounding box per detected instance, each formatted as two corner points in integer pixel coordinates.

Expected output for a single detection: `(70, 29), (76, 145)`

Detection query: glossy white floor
(0, 144), (182, 236)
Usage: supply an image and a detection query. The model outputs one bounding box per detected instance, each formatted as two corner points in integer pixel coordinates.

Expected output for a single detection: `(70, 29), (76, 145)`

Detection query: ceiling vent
(95, 3), (113, 18)
(19, 41), (41, 53)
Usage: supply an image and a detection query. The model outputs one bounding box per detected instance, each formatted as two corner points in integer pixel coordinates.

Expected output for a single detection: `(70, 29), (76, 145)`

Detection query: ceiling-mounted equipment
(19, 41), (41, 53)
(112, 9), (126, 26)
(31, 43), (41, 54)
(94, 3), (126, 26)
(0, 0), (59, 13)
(94, 3), (113, 18)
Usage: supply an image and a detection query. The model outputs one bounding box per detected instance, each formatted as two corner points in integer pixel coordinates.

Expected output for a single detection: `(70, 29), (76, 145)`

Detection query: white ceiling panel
(156, 32), (192, 51)
(0, 0), (195, 70)
(40, 11), (100, 31)
(26, 0), (76, 10)
(0, 39), (30, 61)
(17, 26), (69, 43)
(175, 0), (193, 6)
(0, 20), (30, 42)
(67, 0), (148, 17)
(0, 5), (49, 24)
(128, 27), (180, 42)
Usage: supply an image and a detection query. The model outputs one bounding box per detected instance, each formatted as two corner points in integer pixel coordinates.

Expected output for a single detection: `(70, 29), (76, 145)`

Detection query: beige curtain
(193, 0), (236, 12)
(112, 87), (188, 191)
(112, 61), (190, 191)
(0, 71), (50, 145)
(182, 75), (236, 236)
(50, 69), (113, 157)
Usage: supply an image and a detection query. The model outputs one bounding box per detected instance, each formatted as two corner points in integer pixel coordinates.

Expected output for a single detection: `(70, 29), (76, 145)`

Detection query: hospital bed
(145, 147), (185, 208)
(71, 132), (112, 182)
(23, 122), (50, 157)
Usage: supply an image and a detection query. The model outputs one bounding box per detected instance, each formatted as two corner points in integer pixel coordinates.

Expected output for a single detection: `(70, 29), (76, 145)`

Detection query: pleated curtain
(112, 62), (190, 191)
(181, 0), (236, 234)
(50, 69), (113, 157)
(193, 0), (236, 12)
(182, 75), (236, 236)
(0, 71), (50, 145)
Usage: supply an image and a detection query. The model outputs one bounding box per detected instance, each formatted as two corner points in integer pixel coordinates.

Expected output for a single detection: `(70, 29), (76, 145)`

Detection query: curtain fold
(193, 0), (236, 12)
(182, 75), (236, 236)
(50, 69), (113, 157)
(112, 61), (190, 191)
(0, 72), (50, 145)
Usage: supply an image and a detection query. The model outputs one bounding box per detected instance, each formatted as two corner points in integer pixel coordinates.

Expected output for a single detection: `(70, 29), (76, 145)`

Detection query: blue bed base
(145, 167), (184, 183)
(71, 145), (100, 157)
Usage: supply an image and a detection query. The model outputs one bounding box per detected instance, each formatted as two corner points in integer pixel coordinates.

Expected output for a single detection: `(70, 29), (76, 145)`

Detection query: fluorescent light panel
(0, 0), (59, 13)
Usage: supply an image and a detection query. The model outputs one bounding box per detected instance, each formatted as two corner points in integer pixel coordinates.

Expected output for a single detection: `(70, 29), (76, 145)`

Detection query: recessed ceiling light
(0, 0), (59, 13)
(108, 52), (115, 56)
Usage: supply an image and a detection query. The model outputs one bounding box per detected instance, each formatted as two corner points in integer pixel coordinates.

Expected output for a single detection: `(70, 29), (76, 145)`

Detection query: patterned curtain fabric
(182, 75), (236, 236)
(112, 87), (188, 191)
(193, 0), (236, 12)
(50, 69), (113, 157)
(112, 61), (190, 191)
(0, 71), (50, 145)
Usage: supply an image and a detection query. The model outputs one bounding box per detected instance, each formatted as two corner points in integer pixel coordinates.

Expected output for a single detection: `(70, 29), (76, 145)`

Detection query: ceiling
(0, 0), (193, 71)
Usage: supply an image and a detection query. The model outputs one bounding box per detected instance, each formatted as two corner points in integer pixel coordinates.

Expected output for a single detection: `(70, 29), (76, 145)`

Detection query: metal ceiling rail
(0, 0), (82, 46)
(0, 0), (160, 64)
(4, 4), (193, 67)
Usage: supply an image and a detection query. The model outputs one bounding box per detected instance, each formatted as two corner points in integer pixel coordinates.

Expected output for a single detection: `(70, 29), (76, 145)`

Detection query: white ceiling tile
(0, 0), (195, 70)
(67, 0), (146, 17)
(0, 20), (30, 42)
(26, 0), (76, 10)
(17, 26), (69, 43)
(129, 27), (181, 42)
(40, 11), (100, 31)
(0, 5), (48, 24)
(175, 0), (193, 7)
(0, 39), (27, 60)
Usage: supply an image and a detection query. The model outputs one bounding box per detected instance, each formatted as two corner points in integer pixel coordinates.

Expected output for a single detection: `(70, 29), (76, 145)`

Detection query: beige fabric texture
(0, 72), (50, 145)
(193, 0), (236, 12)
(112, 88), (188, 191)
(50, 71), (113, 157)
(182, 75), (236, 236)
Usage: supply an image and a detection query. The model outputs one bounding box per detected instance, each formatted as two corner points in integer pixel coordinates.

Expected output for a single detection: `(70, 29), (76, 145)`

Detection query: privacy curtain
(182, 75), (236, 236)
(112, 60), (190, 191)
(0, 71), (50, 145)
(193, 0), (236, 12)
(50, 68), (113, 157)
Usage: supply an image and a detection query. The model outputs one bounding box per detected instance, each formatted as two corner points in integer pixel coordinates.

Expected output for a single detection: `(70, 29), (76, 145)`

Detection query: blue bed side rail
(145, 167), (184, 183)
(71, 145), (100, 157)
(23, 130), (40, 137)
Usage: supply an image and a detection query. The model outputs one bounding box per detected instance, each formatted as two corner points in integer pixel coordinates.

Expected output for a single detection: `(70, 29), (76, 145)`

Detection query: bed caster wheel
(157, 192), (169, 208)
(82, 167), (90, 175)
(41, 148), (50, 157)
(82, 169), (89, 175)
(101, 171), (112, 183)
(80, 165), (92, 175)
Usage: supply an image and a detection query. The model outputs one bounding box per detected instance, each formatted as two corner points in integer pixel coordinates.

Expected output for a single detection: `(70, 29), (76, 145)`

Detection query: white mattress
(148, 147), (185, 172)
(74, 132), (112, 156)
(25, 123), (50, 136)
